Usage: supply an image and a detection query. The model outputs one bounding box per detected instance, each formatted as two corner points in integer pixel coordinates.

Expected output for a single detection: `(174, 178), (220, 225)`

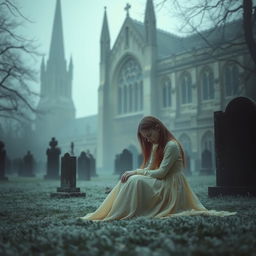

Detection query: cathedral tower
(36, 0), (75, 148)
(97, 7), (112, 172)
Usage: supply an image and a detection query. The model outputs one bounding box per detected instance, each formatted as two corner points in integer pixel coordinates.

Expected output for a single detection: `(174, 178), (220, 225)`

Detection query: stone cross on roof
(124, 3), (131, 17)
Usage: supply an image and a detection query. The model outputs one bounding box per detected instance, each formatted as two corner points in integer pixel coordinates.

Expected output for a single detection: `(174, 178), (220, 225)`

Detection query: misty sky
(17, 0), (182, 118)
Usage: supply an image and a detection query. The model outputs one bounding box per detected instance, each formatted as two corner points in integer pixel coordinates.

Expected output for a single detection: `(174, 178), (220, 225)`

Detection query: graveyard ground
(0, 174), (256, 256)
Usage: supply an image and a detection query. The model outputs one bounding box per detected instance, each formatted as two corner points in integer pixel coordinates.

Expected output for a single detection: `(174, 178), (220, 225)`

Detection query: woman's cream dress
(80, 140), (236, 221)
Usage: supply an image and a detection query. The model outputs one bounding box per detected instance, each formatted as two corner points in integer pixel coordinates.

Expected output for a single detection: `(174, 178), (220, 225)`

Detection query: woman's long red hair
(137, 116), (185, 169)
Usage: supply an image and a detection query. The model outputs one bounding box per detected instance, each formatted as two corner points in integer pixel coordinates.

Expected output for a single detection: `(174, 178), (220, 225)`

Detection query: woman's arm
(135, 141), (180, 179)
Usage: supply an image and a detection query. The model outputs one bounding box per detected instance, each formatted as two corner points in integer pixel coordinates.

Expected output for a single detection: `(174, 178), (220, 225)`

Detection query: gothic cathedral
(97, 0), (254, 173)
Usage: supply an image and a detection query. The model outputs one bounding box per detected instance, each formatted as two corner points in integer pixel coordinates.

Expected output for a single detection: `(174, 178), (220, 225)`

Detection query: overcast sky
(16, 0), (181, 118)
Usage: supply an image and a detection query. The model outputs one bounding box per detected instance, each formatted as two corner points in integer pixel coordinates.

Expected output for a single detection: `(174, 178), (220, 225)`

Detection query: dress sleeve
(135, 141), (180, 179)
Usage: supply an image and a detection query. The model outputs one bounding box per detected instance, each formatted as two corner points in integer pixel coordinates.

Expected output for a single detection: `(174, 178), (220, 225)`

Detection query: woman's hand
(121, 171), (136, 183)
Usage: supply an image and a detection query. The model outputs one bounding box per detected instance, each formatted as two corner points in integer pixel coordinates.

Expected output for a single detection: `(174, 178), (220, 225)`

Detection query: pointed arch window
(180, 72), (192, 104)
(224, 64), (239, 97)
(162, 77), (172, 108)
(201, 68), (214, 100)
(118, 58), (143, 114)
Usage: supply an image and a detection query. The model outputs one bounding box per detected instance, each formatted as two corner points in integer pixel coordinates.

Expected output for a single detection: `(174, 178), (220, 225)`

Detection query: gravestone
(87, 150), (97, 177)
(78, 151), (91, 180)
(0, 141), (8, 181)
(45, 137), (61, 179)
(208, 97), (256, 197)
(200, 149), (214, 175)
(51, 153), (85, 198)
(22, 151), (35, 177)
(117, 149), (133, 177)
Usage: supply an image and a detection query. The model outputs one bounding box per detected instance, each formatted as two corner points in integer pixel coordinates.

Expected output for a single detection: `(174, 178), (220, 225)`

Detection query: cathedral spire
(100, 7), (110, 62)
(144, 0), (156, 46)
(49, 0), (65, 62)
(100, 7), (110, 45)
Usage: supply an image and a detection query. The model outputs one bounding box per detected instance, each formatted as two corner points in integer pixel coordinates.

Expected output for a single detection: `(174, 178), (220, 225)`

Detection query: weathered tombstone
(22, 151), (35, 177)
(0, 141), (8, 181)
(118, 149), (133, 177)
(200, 149), (214, 175)
(51, 153), (85, 198)
(208, 97), (256, 197)
(78, 151), (91, 180)
(45, 137), (61, 180)
(87, 150), (97, 177)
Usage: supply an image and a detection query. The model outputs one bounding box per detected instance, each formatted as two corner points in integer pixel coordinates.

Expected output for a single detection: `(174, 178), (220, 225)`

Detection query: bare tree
(0, 0), (40, 122)
(155, 0), (256, 72)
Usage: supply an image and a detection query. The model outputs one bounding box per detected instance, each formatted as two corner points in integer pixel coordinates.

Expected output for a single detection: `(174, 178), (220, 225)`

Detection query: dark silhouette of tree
(0, 0), (40, 122)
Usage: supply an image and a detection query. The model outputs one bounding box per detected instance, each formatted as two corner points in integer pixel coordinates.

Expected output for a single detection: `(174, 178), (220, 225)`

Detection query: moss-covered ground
(0, 174), (255, 256)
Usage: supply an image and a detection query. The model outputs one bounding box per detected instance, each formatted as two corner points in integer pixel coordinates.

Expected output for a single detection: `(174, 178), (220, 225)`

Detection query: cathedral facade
(36, 0), (254, 173)
(97, 0), (254, 173)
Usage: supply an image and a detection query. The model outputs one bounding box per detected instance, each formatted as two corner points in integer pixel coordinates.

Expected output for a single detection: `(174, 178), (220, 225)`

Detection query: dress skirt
(80, 172), (236, 221)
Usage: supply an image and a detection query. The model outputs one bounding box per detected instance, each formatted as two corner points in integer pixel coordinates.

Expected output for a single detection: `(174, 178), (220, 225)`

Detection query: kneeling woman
(80, 116), (236, 221)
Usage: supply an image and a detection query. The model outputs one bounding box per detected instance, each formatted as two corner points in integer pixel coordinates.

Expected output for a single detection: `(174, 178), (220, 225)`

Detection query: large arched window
(224, 64), (239, 97)
(117, 58), (143, 114)
(180, 72), (192, 104)
(201, 68), (214, 100)
(162, 77), (172, 108)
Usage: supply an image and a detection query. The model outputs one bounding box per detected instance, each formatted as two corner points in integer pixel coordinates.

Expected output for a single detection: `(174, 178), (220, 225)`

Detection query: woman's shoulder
(166, 139), (178, 147)
(164, 140), (179, 152)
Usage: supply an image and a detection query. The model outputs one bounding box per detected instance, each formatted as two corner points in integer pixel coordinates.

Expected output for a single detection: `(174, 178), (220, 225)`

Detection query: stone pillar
(45, 137), (61, 179)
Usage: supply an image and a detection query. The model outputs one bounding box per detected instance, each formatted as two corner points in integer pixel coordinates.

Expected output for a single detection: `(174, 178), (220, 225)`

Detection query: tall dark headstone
(45, 137), (61, 179)
(200, 149), (214, 175)
(51, 153), (85, 198)
(22, 151), (35, 177)
(209, 97), (256, 197)
(117, 149), (133, 177)
(78, 151), (91, 180)
(0, 141), (8, 181)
